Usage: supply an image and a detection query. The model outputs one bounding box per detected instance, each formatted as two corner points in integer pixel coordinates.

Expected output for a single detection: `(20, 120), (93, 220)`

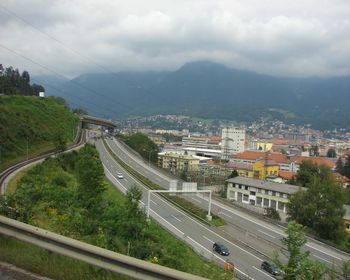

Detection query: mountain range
(35, 61), (350, 130)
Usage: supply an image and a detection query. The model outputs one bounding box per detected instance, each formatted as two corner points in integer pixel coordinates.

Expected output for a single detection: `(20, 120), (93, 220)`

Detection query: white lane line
(191, 197), (202, 203)
(171, 214), (182, 222)
(258, 230), (276, 239)
(220, 212), (233, 218)
(150, 209), (184, 235)
(306, 244), (342, 261)
(313, 254), (334, 264)
(102, 140), (262, 263)
(186, 236), (253, 279)
(252, 266), (275, 279)
(151, 201), (158, 206)
(154, 193), (263, 262)
(203, 235), (214, 244)
(103, 164), (127, 192)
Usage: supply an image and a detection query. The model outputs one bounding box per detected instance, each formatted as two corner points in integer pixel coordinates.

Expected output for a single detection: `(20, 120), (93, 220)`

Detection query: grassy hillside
(0, 95), (79, 171)
(0, 145), (231, 280)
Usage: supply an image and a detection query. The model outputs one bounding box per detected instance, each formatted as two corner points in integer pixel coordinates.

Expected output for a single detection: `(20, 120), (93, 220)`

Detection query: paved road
(103, 136), (350, 272)
(93, 135), (276, 280)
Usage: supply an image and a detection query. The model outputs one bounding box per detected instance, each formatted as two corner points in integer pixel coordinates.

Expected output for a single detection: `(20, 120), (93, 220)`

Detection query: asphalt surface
(99, 134), (350, 275)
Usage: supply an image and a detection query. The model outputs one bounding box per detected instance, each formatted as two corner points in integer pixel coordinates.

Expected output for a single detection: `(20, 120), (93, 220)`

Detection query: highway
(91, 133), (274, 280)
(102, 135), (350, 272)
(96, 133), (349, 279)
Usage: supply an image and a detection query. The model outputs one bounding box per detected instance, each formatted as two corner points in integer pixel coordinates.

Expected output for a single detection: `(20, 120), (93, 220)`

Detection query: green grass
(0, 234), (128, 280)
(0, 95), (79, 172)
(1, 148), (233, 280)
(103, 138), (226, 227)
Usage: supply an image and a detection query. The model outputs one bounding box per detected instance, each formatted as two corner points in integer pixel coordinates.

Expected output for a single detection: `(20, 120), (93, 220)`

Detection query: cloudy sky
(1, 0), (350, 78)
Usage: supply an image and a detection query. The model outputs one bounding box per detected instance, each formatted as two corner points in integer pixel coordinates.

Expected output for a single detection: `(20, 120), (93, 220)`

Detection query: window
(257, 189), (261, 193)
(272, 191), (276, 196)
(243, 194), (249, 201)
(283, 193), (287, 199)
(250, 191), (256, 196)
(245, 186), (248, 190)
(346, 223), (350, 230)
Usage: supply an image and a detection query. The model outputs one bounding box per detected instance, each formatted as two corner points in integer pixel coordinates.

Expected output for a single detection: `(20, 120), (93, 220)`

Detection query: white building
(221, 127), (245, 159)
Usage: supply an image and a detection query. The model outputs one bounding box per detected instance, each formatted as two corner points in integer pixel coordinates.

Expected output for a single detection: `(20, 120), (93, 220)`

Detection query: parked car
(116, 173), (123, 179)
(213, 242), (230, 256)
(261, 261), (283, 276)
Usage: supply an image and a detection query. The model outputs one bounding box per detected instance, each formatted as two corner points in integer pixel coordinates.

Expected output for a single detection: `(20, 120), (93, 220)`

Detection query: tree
(294, 160), (320, 187)
(288, 172), (346, 242)
(228, 170), (238, 178)
(273, 221), (327, 280)
(326, 148), (337, 158)
(265, 207), (281, 221)
(344, 156), (350, 179)
(311, 145), (319, 157)
(76, 144), (105, 209)
(335, 157), (344, 174)
(53, 130), (67, 153)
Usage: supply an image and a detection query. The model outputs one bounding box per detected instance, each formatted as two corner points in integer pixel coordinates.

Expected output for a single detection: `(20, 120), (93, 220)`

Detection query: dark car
(261, 261), (283, 276)
(213, 242), (230, 256)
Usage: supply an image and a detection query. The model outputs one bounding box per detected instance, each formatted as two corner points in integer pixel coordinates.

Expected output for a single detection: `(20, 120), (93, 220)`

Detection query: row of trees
(0, 64), (45, 96)
(120, 133), (159, 164)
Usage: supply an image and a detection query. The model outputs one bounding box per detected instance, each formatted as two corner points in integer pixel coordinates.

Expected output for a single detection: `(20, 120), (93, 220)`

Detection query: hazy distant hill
(39, 61), (350, 130)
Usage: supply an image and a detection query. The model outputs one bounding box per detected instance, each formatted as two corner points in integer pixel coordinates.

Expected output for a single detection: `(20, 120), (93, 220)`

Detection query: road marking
(252, 266), (275, 279)
(150, 210), (184, 235)
(220, 212), (233, 218)
(191, 197), (202, 203)
(202, 235), (214, 244)
(101, 140), (262, 264)
(306, 244), (342, 261)
(313, 254), (334, 264)
(151, 201), (158, 206)
(156, 194), (263, 262)
(171, 214), (182, 222)
(258, 230), (276, 239)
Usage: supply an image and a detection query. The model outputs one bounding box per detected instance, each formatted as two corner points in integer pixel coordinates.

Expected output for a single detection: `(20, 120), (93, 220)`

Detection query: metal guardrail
(0, 216), (207, 280)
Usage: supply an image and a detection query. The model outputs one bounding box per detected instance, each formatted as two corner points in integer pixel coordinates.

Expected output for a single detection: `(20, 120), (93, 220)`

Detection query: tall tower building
(221, 127), (245, 160)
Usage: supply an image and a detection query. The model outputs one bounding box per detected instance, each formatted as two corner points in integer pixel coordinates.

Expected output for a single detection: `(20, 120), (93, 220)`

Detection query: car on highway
(116, 173), (124, 179)
(261, 260), (283, 277)
(213, 242), (230, 256)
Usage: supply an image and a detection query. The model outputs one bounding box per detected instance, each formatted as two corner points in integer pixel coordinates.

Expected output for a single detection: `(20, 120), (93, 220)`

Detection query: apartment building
(221, 127), (245, 159)
(226, 176), (302, 213)
(158, 152), (199, 173)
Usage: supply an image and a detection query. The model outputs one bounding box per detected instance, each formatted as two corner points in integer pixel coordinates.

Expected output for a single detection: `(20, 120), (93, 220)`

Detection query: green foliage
(0, 65), (44, 96)
(327, 148), (337, 158)
(336, 157), (344, 174)
(344, 157), (350, 179)
(288, 162), (347, 242)
(163, 133), (182, 143)
(265, 207), (281, 221)
(53, 130), (67, 153)
(228, 170), (238, 178)
(273, 221), (327, 280)
(0, 95), (78, 171)
(104, 139), (226, 227)
(0, 146), (230, 280)
(121, 133), (159, 164)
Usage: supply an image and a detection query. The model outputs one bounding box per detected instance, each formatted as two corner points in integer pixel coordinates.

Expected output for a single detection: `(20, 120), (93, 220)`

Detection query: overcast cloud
(1, 0), (350, 78)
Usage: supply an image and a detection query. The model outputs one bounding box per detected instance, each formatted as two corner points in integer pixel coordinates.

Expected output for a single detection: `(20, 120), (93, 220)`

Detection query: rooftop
(226, 176), (303, 194)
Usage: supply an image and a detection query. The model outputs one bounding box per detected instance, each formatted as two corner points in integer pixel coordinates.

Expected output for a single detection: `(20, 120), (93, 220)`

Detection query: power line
(0, 4), (154, 101)
(0, 44), (133, 113)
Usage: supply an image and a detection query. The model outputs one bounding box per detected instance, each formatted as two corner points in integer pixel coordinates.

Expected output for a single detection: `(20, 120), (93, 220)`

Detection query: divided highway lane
(105, 137), (350, 270)
(94, 137), (276, 280)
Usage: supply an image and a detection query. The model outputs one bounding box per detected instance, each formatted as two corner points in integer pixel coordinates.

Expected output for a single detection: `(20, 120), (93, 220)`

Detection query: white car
(116, 173), (123, 179)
